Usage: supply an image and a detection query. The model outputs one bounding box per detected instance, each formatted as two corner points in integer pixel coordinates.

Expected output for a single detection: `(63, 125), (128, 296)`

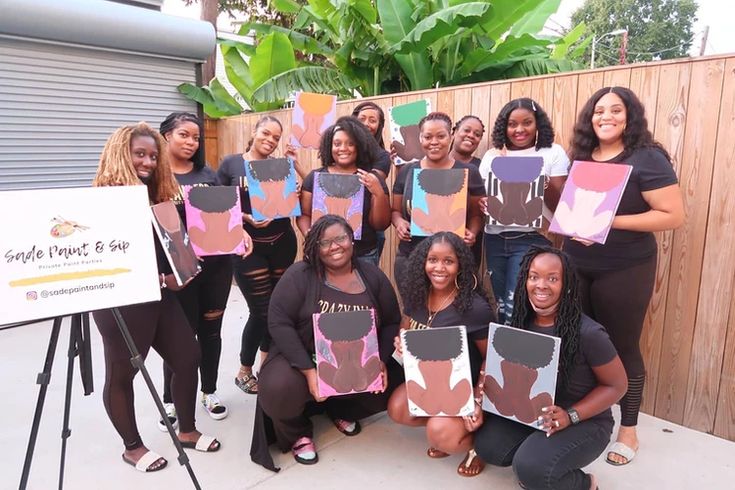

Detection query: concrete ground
(2, 285), (734, 489)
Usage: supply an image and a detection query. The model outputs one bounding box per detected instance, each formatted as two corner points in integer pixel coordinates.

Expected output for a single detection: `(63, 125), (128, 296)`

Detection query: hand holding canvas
(302, 368), (328, 403)
(357, 169), (384, 197)
(242, 212), (273, 229)
(394, 218), (411, 242)
(162, 271), (197, 292)
(539, 405), (571, 436)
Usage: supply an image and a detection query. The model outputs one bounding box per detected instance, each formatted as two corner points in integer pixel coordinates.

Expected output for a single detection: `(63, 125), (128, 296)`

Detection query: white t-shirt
(478, 143), (570, 234)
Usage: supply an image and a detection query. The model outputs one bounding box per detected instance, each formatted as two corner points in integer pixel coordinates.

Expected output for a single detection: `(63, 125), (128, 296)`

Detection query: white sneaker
(158, 402), (178, 432)
(201, 392), (228, 420)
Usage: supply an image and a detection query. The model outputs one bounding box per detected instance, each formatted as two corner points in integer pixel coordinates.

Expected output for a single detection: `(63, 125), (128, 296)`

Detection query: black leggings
(163, 256), (232, 402)
(93, 291), (200, 450)
(475, 413), (612, 490)
(234, 230), (297, 367)
(576, 255), (657, 427)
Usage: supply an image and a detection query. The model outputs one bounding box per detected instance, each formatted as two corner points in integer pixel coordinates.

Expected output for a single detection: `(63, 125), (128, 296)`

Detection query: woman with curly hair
(565, 87), (684, 466)
(92, 123), (221, 473)
(478, 98), (569, 324)
(250, 215), (401, 470)
(391, 112), (486, 291)
(388, 232), (495, 477)
(297, 116), (391, 265)
(474, 246), (628, 490)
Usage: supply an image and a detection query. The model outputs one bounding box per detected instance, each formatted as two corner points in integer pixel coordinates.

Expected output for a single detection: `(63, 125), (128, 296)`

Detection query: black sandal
(235, 374), (258, 394)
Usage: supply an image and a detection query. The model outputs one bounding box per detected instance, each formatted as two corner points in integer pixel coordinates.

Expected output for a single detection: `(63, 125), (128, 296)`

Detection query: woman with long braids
(92, 123), (221, 473)
(156, 112), (249, 426)
(474, 246), (628, 490)
(218, 115), (301, 396)
(250, 215), (401, 470)
(297, 116), (391, 265)
(391, 112), (485, 292)
(478, 98), (569, 324)
(388, 232), (495, 477)
(450, 115), (485, 167)
(565, 87), (684, 466)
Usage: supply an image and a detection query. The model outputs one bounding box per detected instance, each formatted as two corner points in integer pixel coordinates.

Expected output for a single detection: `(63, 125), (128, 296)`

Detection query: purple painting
(549, 161), (632, 244)
(312, 173), (365, 239)
(290, 92), (337, 149)
(183, 185), (246, 256)
(487, 156), (545, 228)
(313, 309), (383, 397)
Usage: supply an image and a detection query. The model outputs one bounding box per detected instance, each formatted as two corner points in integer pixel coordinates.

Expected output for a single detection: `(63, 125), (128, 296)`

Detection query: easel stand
(17, 309), (201, 490)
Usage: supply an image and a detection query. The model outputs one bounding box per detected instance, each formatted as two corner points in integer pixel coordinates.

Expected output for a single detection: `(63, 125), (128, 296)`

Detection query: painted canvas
(183, 186), (245, 256)
(483, 324), (561, 429)
(410, 168), (467, 237)
(244, 158), (301, 220)
(402, 326), (474, 417)
(291, 92), (337, 149)
(486, 156), (545, 228)
(313, 309), (383, 397)
(150, 201), (201, 286)
(389, 99), (430, 166)
(312, 173), (365, 240)
(549, 161), (632, 244)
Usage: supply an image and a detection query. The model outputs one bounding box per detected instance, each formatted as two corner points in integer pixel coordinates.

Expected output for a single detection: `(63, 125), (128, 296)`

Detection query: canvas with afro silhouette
(151, 200), (200, 286)
(483, 324), (561, 429)
(486, 156), (545, 228)
(183, 185), (245, 256)
(244, 158), (301, 221)
(312, 173), (365, 240)
(410, 168), (468, 237)
(389, 99), (430, 166)
(291, 92), (337, 149)
(550, 161), (632, 244)
(401, 326), (474, 417)
(312, 309), (382, 397)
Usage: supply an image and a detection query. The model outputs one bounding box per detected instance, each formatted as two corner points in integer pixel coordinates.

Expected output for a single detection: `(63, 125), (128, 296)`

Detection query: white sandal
(606, 441), (637, 466)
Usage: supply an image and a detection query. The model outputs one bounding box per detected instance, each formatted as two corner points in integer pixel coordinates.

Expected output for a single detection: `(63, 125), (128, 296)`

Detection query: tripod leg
(110, 308), (201, 490)
(19, 316), (64, 490)
(58, 314), (81, 490)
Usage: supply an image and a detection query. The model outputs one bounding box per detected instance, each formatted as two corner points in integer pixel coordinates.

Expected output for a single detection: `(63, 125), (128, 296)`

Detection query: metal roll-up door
(0, 38), (197, 190)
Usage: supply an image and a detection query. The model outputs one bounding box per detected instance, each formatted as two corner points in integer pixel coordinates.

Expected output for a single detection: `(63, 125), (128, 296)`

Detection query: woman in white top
(478, 98), (568, 323)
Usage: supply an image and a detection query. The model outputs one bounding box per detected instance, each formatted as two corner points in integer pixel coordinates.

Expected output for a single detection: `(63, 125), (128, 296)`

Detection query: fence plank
(604, 67), (631, 87)
(470, 85), (492, 156)
(575, 71), (605, 113)
(551, 74), (578, 148)
(715, 288), (735, 439)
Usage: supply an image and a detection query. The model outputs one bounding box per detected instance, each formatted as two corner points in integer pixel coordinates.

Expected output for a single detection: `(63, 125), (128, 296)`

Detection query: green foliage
(181, 0), (587, 117)
(571, 0), (698, 67)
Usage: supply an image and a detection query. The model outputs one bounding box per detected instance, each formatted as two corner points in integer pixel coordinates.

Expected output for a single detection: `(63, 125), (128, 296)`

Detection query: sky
(161, 0), (735, 57)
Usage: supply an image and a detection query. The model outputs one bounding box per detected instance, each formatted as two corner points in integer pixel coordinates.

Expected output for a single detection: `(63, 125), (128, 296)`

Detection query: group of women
(91, 85), (683, 489)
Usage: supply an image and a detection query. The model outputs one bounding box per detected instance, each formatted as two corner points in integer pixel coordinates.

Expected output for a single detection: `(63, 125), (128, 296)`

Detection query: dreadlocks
(510, 245), (582, 392)
(302, 214), (359, 278)
(93, 122), (178, 204)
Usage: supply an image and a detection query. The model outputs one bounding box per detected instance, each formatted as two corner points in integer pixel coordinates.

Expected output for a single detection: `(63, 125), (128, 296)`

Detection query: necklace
(426, 287), (456, 328)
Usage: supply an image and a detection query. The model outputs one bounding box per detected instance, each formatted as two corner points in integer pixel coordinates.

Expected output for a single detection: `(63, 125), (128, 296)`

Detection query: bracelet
(160, 273), (167, 289)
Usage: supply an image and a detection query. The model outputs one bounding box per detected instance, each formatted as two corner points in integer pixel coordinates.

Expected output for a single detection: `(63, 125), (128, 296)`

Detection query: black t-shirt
(564, 147), (678, 270)
(527, 314), (618, 423)
(302, 167), (389, 256)
(392, 161), (485, 256)
(216, 154), (293, 238)
(172, 166), (219, 223)
(374, 148), (392, 177)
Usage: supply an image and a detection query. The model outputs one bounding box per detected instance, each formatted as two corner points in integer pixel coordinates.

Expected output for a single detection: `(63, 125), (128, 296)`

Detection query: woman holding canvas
(474, 246), (628, 489)
(250, 215), (401, 470)
(92, 123), (221, 473)
(565, 87), (684, 466)
(478, 98), (569, 324)
(388, 232), (495, 477)
(297, 116), (391, 265)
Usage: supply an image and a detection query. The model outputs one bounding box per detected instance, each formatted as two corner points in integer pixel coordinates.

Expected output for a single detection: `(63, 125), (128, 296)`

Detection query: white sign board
(0, 186), (161, 325)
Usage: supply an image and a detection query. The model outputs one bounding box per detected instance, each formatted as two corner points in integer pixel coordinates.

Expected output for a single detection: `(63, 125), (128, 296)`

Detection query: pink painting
(183, 186), (245, 256)
(313, 309), (383, 398)
(549, 161), (632, 244)
(291, 92), (337, 149)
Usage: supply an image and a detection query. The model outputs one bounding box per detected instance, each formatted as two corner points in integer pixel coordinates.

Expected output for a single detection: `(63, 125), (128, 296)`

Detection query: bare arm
(612, 184), (684, 232)
(544, 175), (566, 213)
(296, 190), (313, 237)
(391, 192), (411, 241)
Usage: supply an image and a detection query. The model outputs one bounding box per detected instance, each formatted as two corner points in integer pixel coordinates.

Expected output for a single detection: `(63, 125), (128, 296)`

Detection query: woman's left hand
(371, 362), (388, 394)
(286, 144), (307, 179)
(463, 228), (476, 247)
(540, 405), (571, 436)
(357, 169), (384, 196)
(238, 230), (253, 258)
(463, 400), (484, 432)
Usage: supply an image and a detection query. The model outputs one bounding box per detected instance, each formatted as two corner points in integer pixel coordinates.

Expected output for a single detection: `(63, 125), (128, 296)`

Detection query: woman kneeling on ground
(474, 246), (628, 489)
(388, 232), (495, 477)
(250, 214), (402, 471)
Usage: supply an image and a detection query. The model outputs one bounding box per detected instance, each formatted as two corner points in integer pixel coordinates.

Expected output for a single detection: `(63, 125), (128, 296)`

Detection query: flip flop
(606, 441), (637, 466)
(292, 436), (319, 465)
(457, 449), (485, 477)
(426, 447), (450, 459)
(180, 434), (221, 452)
(122, 451), (167, 473)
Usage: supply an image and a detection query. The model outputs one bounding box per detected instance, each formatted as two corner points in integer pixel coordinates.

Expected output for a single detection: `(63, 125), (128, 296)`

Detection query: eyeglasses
(317, 233), (350, 250)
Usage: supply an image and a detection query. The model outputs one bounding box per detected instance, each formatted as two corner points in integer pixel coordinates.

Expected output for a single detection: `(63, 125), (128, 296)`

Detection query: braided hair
(452, 115), (486, 135)
(491, 98), (555, 151)
(418, 111), (452, 132)
(159, 112), (205, 170)
(510, 246), (581, 392)
(302, 214), (358, 278)
(352, 101), (386, 149)
(400, 232), (487, 315)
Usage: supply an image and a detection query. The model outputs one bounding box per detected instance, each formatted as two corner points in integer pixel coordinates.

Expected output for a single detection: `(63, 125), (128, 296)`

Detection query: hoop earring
(455, 272), (479, 290)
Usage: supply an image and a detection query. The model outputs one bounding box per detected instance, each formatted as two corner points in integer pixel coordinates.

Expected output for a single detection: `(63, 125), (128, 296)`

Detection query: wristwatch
(567, 407), (580, 425)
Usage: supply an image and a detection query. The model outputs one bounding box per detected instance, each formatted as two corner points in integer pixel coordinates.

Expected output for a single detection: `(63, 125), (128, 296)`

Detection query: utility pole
(699, 26), (709, 56)
(619, 31), (628, 64)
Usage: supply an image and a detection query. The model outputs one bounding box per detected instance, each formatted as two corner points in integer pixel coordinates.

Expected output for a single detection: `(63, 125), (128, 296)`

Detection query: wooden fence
(205, 54), (735, 442)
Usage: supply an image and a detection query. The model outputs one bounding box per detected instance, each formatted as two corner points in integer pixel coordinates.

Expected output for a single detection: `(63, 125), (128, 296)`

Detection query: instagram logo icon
(26, 291), (38, 301)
